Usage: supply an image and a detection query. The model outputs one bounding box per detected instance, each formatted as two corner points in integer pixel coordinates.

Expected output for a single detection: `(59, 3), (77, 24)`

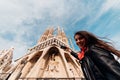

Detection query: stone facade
(0, 47), (14, 80)
(0, 27), (84, 80)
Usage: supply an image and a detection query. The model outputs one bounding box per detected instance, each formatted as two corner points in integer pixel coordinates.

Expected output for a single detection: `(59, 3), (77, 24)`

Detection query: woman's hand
(60, 45), (72, 53)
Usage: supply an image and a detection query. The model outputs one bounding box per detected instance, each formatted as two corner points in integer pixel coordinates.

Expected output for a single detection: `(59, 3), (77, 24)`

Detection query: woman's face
(74, 34), (86, 49)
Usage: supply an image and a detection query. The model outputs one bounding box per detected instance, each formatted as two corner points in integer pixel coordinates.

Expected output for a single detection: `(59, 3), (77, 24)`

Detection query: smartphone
(60, 45), (67, 49)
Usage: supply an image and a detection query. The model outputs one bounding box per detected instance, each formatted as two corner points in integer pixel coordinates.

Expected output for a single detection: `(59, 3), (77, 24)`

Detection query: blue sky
(0, 0), (120, 60)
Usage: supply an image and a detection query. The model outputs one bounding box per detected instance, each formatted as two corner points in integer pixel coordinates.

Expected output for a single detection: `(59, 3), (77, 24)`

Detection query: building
(0, 47), (13, 79)
(0, 27), (84, 80)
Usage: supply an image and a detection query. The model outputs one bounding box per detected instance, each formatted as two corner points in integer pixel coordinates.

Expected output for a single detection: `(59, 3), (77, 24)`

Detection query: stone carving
(0, 27), (84, 79)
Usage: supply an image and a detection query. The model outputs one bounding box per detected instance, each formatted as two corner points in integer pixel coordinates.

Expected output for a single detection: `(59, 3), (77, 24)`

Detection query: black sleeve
(70, 51), (79, 60)
(90, 46), (120, 79)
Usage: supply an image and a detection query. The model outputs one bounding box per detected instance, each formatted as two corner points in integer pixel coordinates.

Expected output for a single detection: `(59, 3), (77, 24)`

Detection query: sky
(0, 0), (120, 60)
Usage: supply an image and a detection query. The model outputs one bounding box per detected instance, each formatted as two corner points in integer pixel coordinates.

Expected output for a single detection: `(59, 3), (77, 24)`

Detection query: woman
(64, 31), (120, 80)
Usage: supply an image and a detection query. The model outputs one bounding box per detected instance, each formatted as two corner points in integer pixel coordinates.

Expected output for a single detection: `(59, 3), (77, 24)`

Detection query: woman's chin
(78, 45), (85, 49)
(78, 46), (82, 49)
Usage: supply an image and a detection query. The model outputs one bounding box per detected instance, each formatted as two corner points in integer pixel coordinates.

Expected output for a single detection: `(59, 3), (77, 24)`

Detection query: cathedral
(0, 27), (84, 80)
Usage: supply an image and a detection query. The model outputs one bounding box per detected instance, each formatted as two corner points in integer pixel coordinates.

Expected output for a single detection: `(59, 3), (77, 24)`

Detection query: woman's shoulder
(89, 45), (114, 57)
(90, 45), (110, 52)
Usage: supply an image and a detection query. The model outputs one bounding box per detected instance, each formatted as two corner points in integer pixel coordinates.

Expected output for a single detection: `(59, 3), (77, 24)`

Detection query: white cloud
(86, 0), (120, 26)
(0, 0), (76, 60)
(0, 0), (120, 61)
(0, 0), (70, 29)
(99, 0), (120, 16)
(0, 37), (29, 60)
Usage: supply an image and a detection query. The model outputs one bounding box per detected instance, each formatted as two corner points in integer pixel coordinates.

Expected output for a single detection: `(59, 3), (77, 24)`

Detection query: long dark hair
(74, 31), (120, 57)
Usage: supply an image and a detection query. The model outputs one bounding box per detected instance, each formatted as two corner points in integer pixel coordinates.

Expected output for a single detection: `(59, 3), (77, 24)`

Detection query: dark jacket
(71, 45), (120, 80)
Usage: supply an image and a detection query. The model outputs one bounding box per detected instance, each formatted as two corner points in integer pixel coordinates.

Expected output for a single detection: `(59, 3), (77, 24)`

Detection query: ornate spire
(0, 47), (13, 79)
(2, 27), (84, 79)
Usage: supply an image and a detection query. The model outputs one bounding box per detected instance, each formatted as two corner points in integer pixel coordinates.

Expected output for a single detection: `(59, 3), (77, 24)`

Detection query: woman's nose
(77, 39), (81, 43)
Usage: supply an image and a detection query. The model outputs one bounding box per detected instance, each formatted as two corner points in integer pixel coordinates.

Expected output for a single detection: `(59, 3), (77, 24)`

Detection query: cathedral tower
(6, 27), (84, 80)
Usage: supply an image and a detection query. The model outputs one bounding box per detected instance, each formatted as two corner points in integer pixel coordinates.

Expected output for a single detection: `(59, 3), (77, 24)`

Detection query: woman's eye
(79, 37), (83, 40)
